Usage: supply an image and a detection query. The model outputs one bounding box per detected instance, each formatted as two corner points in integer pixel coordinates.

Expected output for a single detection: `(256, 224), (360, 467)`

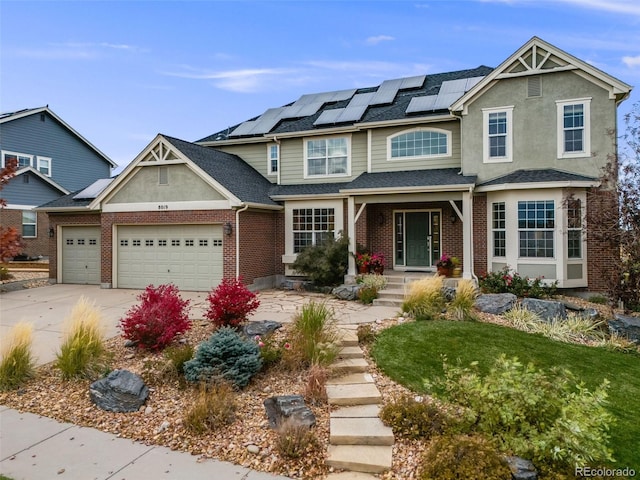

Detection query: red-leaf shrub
(205, 278), (260, 328)
(119, 284), (191, 351)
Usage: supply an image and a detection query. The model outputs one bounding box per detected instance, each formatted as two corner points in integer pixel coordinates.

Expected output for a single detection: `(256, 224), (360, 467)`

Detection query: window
(145, 239), (154, 246)
(158, 239), (167, 247)
(556, 98), (591, 158)
(133, 239), (141, 246)
(158, 166), (168, 185)
(2, 151), (33, 169)
(389, 128), (450, 159)
(37, 156), (52, 176)
(171, 239), (180, 246)
(305, 137), (349, 177)
(518, 201), (555, 258)
(292, 208), (335, 253)
(567, 198), (582, 258)
(120, 239), (129, 246)
(482, 106), (513, 163)
(492, 202), (506, 257)
(89, 239), (97, 245)
(267, 144), (279, 175)
(213, 239), (223, 247)
(22, 210), (36, 237)
(77, 239), (85, 245)
(199, 239), (208, 247)
(185, 239), (194, 247)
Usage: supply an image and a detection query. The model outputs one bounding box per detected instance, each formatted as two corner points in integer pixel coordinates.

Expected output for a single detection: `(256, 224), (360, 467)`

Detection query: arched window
(388, 128), (450, 159)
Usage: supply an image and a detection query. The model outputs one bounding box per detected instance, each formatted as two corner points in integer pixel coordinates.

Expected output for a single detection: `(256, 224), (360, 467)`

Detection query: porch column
(462, 188), (474, 279)
(347, 196), (356, 276)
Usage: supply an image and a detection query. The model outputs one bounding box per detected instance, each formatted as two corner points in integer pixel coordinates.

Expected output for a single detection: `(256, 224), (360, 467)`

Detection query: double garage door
(117, 225), (223, 291)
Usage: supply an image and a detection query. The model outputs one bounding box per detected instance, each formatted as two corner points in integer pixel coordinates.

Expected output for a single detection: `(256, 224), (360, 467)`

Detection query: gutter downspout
(235, 204), (249, 279)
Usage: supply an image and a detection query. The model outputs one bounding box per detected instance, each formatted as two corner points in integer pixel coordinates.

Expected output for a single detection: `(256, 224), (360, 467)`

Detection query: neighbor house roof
(1, 106), (117, 168)
(198, 66), (494, 143)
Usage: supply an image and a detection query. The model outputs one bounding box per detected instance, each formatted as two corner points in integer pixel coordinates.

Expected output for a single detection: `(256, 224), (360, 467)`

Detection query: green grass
(371, 320), (640, 470)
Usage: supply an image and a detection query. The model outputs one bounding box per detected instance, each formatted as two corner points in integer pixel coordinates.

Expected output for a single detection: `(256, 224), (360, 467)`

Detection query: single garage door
(117, 224), (223, 291)
(61, 226), (101, 285)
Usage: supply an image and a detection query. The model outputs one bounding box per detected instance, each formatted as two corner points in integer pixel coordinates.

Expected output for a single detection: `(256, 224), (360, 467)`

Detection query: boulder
(332, 284), (362, 301)
(475, 293), (517, 315)
(441, 286), (456, 302)
(521, 298), (567, 322)
(90, 369), (149, 413)
(263, 394), (316, 429)
(505, 456), (538, 480)
(243, 320), (282, 338)
(608, 313), (640, 343)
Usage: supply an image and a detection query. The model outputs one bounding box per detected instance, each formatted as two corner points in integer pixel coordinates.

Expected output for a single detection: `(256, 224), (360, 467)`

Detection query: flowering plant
(355, 252), (372, 268)
(436, 253), (454, 269)
(369, 252), (386, 269)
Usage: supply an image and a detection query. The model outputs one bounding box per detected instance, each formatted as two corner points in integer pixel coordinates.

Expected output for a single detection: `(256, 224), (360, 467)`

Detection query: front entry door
(396, 211), (441, 269)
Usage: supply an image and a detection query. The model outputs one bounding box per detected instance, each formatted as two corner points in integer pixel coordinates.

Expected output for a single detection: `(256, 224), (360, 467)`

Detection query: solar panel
(405, 76), (485, 114)
(431, 92), (462, 110)
(400, 75), (426, 89)
(369, 79), (401, 105)
(230, 120), (258, 136)
(406, 95), (438, 114)
(73, 178), (114, 199)
(313, 109), (344, 126)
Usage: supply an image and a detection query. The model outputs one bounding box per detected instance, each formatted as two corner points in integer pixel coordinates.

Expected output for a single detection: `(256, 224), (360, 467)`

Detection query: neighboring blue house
(0, 106), (116, 258)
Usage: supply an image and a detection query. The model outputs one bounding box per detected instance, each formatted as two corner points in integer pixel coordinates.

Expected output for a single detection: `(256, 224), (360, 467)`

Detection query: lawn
(370, 320), (640, 470)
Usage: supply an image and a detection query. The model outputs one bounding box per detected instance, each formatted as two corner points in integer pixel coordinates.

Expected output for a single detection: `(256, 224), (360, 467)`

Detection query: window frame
(387, 127), (452, 161)
(556, 98), (591, 159)
(2, 150), (33, 169)
(292, 207), (336, 253)
(267, 143), (279, 176)
(37, 156), (52, 177)
(303, 135), (351, 179)
(517, 200), (555, 259)
(22, 210), (37, 238)
(492, 202), (506, 258)
(482, 106), (513, 163)
(567, 198), (583, 259)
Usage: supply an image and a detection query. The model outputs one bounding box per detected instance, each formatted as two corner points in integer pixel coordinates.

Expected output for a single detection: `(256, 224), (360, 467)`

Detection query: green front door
(396, 211), (441, 268)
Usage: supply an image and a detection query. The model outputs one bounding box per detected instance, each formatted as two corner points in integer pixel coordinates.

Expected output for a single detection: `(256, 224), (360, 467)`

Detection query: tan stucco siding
(369, 121), (462, 172)
(461, 71), (617, 183)
(107, 164), (226, 203)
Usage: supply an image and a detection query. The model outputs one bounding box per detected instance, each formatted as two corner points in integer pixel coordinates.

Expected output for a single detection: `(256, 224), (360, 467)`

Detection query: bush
(448, 279), (477, 321)
(0, 265), (12, 281)
(356, 324), (377, 345)
(119, 284), (191, 351)
(291, 232), (350, 286)
(304, 363), (328, 406)
(256, 334), (290, 370)
(183, 381), (237, 433)
(283, 301), (340, 368)
(358, 285), (378, 304)
(402, 276), (445, 320)
(56, 297), (109, 380)
(436, 354), (614, 468)
(358, 273), (388, 290)
(274, 418), (318, 459)
(419, 434), (511, 480)
(183, 327), (262, 388)
(380, 394), (453, 439)
(0, 322), (35, 390)
(205, 277), (260, 328)
(478, 266), (557, 298)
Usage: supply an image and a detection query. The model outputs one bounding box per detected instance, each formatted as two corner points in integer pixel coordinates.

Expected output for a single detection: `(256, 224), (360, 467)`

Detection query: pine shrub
(419, 434), (511, 480)
(119, 284), (191, 351)
(183, 327), (262, 388)
(56, 297), (109, 380)
(205, 277), (260, 328)
(0, 322), (35, 390)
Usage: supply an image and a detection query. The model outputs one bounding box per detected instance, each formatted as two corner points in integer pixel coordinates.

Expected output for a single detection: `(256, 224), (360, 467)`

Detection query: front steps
(372, 272), (462, 307)
(326, 329), (394, 477)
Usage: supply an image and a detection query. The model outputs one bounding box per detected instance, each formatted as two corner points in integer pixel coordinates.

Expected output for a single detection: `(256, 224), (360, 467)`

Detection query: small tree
(0, 157), (24, 262)
(291, 232), (350, 286)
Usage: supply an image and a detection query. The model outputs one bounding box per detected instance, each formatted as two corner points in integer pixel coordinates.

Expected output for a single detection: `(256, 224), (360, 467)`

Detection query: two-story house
(40, 37), (631, 293)
(0, 106), (116, 258)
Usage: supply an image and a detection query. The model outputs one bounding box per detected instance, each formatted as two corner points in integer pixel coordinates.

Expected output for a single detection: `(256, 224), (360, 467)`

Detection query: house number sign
(158, 204), (169, 210)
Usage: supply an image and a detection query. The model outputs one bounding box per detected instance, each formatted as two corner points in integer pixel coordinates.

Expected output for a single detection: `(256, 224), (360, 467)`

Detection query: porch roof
(269, 182), (350, 199)
(476, 169), (598, 191)
(340, 168), (477, 194)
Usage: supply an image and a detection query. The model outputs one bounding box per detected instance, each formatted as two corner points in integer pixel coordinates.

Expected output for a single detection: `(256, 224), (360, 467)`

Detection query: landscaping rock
(505, 456), (538, 480)
(89, 370), (149, 413)
(263, 394), (316, 429)
(332, 284), (362, 301)
(442, 286), (456, 302)
(608, 313), (640, 343)
(475, 293), (517, 315)
(243, 320), (282, 338)
(521, 298), (567, 322)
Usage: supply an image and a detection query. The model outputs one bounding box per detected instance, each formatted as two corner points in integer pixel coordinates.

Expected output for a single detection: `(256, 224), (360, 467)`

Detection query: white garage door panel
(117, 225), (223, 291)
(62, 226), (101, 285)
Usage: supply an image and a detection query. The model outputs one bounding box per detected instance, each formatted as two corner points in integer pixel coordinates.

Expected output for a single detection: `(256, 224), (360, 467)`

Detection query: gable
(3, 169), (67, 207)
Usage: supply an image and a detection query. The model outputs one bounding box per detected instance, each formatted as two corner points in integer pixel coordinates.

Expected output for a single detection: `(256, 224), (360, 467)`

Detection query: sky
(1, 0), (639, 173)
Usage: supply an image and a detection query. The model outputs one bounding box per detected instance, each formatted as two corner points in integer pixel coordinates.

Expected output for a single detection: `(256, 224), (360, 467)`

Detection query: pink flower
(258, 341), (265, 348)
(283, 342), (291, 350)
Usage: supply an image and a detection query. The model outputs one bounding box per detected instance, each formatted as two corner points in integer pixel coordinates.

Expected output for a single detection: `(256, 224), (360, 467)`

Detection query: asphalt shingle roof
(198, 66), (494, 143)
(478, 169), (597, 187)
(344, 169), (477, 191)
(269, 183), (350, 197)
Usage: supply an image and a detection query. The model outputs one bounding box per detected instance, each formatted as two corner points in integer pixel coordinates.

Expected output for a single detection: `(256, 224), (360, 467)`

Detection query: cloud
(365, 35), (395, 46)
(477, 0), (640, 15)
(161, 67), (298, 93)
(622, 55), (640, 68)
(9, 41), (144, 60)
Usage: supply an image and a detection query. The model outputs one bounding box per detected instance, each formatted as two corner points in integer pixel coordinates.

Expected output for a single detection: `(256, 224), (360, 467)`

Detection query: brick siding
(0, 209), (51, 258)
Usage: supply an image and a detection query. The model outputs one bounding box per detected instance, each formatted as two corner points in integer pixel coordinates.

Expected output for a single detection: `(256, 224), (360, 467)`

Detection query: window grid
(77, 239), (85, 246)
(293, 208), (335, 253)
(391, 130), (448, 158)
(185, 239), (194, 247)
(563, 104), (584, 152)
(492, 202), (506, 257)
(269, 145), (279, 174)
(306, 138), (348, 176)
(518, 201), (555, 258)
(567, 198), (582, 258)
(145, 239), (154, 247)
(89, 239), (97, 246)
(158, 239), (167, 247)
(488, 112), (507, 158)
(133, 240), (141, 246)
(120, 240), (128, 246)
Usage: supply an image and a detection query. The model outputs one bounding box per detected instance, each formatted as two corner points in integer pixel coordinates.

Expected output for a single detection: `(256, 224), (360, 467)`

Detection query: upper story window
(37, 156), (52, 176)
(267, 144), (279, 175)
(158, 166), (169, 185)
(304, 136), (350, 178)
(556, 98), (591, 159)
(388, 128), (451, 159)
(482, 106), (513, 163)
(2, 151), (33, 169)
